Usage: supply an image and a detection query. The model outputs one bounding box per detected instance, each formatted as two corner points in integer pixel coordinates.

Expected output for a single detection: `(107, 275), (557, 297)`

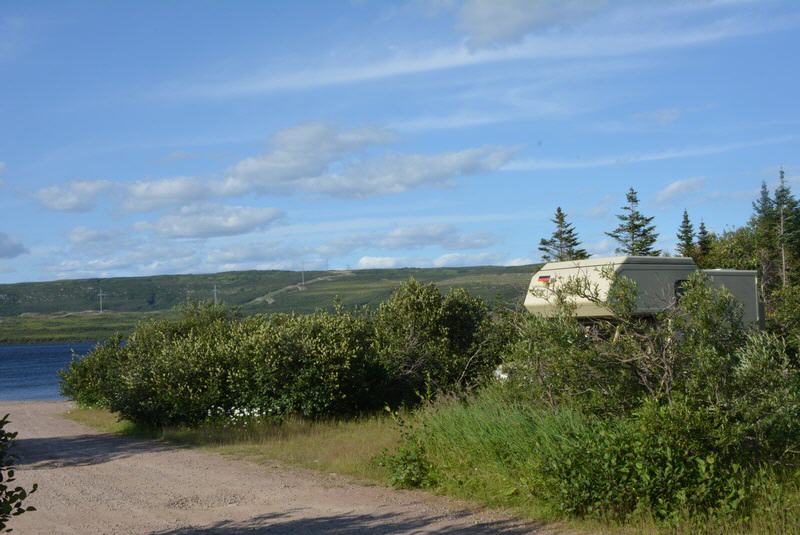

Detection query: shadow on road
(13, 433), (176, 469)
(148, 510), (556, 535)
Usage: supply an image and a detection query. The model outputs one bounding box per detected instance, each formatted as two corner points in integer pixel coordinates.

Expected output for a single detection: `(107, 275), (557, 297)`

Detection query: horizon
(1, 0), (799, 284)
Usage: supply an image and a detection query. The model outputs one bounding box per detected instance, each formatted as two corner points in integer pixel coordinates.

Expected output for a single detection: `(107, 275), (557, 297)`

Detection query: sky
(0, 0), (799, 283)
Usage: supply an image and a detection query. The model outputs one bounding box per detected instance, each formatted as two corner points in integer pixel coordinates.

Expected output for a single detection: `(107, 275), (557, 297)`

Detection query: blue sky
(1, 0), (799, 283)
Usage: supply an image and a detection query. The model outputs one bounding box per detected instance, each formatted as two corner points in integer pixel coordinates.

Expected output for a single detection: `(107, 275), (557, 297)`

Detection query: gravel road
(0, 401), (564, 534)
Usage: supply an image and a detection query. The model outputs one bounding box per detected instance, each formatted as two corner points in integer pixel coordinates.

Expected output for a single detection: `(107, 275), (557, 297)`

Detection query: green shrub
(1, 414), (36, 532)
(727, 331), (800, 465)
(62, 301), (389, 426)
(229, 309), (384, 419)
(531, 400), (748, 521)
(501, 312), (642, 414)
(59, 336), (123, 407)
(372, 279), (493, 404)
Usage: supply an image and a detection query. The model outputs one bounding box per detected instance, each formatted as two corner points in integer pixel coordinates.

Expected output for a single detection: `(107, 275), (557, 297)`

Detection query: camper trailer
(524, 256), (761, 326)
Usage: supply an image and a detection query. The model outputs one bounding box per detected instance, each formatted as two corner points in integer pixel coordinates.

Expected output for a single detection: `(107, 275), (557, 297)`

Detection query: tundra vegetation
(62, 177), (800, 534)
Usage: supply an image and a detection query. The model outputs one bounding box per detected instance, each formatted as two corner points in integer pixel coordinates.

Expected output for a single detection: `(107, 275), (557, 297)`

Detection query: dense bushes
(384, 271), (800, 527)
(61, 280), (506, 427)
(373, 281), (492, 405)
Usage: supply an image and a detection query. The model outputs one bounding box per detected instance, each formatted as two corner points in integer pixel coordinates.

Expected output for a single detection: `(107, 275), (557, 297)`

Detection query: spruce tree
(750, 180), (780, 295)
(676, 209), (695, 258)
(538, 207), (589, 262)
(697, 220), (712, 258)
(774, 168), (800, 286)
(606, 188), (660, 256)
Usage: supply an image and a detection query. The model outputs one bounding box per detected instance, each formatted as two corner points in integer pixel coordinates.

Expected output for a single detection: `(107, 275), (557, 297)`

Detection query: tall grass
(404, 387), (580, 518)
(395, 387), (800, 534)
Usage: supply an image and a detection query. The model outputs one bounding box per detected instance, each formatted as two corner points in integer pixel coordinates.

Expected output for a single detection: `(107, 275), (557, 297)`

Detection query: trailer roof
(540, 256), (696, 270)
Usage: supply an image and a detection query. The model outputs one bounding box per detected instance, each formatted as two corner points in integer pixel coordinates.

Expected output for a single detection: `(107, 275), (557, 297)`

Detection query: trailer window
(674, 280), (688, 302)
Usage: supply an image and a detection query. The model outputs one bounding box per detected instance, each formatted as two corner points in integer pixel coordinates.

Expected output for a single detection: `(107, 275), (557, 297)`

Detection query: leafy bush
(61, 282), (500, 427)
(531, 400), (748, 521)
(372, 279), (494, 404)
(727, 332), (800, 464)
(228, 308), (383, 419)
(59, 336), (123, 407)
(99, 305), (384, 426)
(1, 414), (36, 532)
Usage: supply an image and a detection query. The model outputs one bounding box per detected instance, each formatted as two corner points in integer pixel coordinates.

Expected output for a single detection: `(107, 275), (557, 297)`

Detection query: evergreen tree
(774, 168), (800, 286)
(606, 188), (660, 256)
(697, 220), (712, 258)
(752, 181), (776, 224)
(750, 180), (780, 296)
(676, 209), (695, 258)
(538, 207), (589, 262)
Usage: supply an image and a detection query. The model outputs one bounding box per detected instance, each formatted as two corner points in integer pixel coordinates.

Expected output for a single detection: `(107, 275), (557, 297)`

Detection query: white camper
(524, 256), (761, 325)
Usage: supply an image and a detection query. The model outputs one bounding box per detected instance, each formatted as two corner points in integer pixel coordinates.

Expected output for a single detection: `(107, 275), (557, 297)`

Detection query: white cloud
(33, 179), (113, 212)
(67, 226), (119, 244)
(164, 3), (785, 99)
(124, 176), (210, 212)
(304, 146), (515, 198)
(457, 0), (605, 47)
(391, 100), (569, 132)
(432, 252), (501, 267)
(138, 204), (284, 238)
(120, 124), (514, 207)
(655, 177), (706, 205)
(315, 224), (496, 257)
(380, 224), (496, 249)
(506, 257), (536, 266)
(357, 256), (403, 269)
(586, 239), (613, 256)
(0, 162), (5, 174)
(49, 242), (200, 279)
(0, 232), (27, 259)
(205, 241), (305, 266)
(220, 123), (394, 196)
(505, 136), (796, 171)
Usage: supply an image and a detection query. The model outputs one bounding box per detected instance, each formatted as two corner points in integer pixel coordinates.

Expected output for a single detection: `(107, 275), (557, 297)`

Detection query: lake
(0, 342), (96, 401)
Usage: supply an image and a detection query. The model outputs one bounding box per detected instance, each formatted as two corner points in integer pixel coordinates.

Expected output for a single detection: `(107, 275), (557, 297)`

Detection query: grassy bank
(0, 311), (161, 343)
(64, 406), (401, 483)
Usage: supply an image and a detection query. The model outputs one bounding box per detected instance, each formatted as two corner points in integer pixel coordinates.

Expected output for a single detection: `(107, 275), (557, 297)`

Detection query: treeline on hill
(62, 172), (800, 532)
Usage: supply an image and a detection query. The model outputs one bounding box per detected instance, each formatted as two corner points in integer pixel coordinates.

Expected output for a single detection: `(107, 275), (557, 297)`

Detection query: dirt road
(1, 401), (559, 534)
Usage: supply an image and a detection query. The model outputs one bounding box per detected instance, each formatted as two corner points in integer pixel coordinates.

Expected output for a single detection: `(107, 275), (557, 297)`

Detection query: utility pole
(213, 284), (218, 305)
(98, 289), (105, 313)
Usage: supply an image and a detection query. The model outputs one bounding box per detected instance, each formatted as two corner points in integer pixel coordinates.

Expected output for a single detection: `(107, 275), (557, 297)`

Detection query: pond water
(0, 342), (96, 400)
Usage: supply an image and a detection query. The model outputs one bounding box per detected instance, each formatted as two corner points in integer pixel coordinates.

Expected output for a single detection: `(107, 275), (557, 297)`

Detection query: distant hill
(0, 265), (539, 317)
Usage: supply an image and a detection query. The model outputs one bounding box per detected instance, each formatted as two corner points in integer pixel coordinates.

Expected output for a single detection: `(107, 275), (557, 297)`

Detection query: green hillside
(0, 264), (539, 342)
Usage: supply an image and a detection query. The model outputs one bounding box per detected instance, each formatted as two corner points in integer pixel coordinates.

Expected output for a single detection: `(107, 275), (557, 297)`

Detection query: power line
(98, 289), (106, 313)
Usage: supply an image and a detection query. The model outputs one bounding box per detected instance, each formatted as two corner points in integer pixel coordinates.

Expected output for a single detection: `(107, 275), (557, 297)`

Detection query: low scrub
(60, 280), (509, 427)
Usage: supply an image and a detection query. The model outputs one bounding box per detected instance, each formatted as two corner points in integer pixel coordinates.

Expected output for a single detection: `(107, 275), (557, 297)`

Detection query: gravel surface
(0, 401), (565, 534)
